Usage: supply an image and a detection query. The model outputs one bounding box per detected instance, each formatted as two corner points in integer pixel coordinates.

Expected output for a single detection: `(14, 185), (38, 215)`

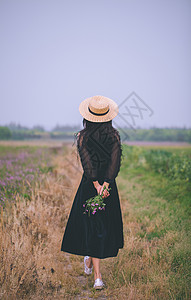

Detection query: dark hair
(73, 118), (123, 162)
(75, 118), (119, 140)
(82, 118), (113, 132)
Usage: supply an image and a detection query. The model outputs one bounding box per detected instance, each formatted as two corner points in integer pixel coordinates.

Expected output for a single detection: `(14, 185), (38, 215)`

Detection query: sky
(0, 0), (191, 130)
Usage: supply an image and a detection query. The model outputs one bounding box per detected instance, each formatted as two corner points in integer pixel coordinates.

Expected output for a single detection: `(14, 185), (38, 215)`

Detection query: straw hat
(79, 95), (119, 122)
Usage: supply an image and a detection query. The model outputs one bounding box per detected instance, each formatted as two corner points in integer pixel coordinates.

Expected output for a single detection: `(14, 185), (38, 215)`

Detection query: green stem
(101, 186), (111, 198)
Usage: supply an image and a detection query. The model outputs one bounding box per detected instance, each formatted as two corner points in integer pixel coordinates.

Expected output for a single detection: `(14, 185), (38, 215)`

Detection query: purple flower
(91, 203), (95, 206)
(83, 204), (85, 207)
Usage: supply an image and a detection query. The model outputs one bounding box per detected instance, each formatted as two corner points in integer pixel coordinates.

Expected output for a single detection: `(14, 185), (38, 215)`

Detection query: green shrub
(0, 127), (12, 140)
(144, 149), (191, 182)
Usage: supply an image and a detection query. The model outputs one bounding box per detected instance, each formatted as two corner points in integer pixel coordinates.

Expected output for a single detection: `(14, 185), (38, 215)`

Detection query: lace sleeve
(77, 133), (99, 181)
(104, 131), (122, 184)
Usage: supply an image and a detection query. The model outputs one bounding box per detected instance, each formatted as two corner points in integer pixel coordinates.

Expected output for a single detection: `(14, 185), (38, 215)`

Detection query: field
(0, 141), (190, 299)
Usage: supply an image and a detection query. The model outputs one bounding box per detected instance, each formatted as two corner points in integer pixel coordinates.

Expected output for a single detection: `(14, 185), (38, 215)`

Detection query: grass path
(0, 144), (190, 299)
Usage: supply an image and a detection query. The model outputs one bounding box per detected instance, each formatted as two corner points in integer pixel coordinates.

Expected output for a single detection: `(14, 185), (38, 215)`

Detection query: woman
(61, 95), (124, 289)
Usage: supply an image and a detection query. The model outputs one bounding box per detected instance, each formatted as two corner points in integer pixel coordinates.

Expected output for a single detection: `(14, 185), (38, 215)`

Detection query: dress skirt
(61, 172), (124, 259)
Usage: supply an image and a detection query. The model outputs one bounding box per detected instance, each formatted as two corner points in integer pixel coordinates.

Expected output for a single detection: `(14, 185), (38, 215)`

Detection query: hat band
(88, 107), (109, 116)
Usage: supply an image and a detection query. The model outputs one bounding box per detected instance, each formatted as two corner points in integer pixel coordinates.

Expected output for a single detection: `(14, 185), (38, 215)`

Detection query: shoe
(93, 278), (104, 290)
(84, 256), (93, 275)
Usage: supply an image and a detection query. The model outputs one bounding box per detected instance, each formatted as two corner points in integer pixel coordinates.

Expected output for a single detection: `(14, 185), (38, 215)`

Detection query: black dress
(61, 129), (124, 259)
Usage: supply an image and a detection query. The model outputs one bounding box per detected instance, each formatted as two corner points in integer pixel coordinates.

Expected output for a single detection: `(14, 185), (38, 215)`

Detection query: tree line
(0, 124), (191, 142)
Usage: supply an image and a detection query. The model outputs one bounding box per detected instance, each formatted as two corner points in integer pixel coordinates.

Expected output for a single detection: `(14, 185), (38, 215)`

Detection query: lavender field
(0, 146), (53, 208)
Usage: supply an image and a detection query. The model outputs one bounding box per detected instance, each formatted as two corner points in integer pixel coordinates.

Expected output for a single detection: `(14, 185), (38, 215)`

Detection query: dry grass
(0, 143), (190, 299)
(0, 145), (85, 299)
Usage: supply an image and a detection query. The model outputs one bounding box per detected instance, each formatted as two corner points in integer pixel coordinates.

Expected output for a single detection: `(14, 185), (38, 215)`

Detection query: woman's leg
(91, 257), (102, 280)
(85, 256), (93, 268)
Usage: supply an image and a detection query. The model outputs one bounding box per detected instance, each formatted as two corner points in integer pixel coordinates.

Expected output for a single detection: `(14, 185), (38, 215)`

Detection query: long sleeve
(104, 131), (122, 184)
(77, 133), (99, 181)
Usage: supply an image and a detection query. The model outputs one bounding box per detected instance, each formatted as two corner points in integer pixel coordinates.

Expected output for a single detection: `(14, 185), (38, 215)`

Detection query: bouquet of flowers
(83, 186), (111, 217)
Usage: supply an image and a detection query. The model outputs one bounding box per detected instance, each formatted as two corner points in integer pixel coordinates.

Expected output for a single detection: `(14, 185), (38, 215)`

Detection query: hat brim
(79, 97), (119, 122)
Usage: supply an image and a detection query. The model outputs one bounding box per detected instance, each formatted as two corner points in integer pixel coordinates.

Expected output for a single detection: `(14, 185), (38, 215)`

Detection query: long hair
(73, 118), (123, 163)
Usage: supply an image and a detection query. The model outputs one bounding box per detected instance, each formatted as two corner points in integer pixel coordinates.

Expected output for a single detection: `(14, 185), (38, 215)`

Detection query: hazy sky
(0, 0), (190, 130)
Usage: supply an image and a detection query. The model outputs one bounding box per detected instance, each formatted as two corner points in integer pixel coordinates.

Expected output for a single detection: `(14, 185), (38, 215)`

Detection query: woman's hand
(93, 181), (110, 198)
(93, 181), (103, 195)
(100, 182), (110, 199)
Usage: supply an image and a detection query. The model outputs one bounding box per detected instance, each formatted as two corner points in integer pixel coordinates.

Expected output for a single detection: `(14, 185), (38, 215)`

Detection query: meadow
(0, 141), (190, 299)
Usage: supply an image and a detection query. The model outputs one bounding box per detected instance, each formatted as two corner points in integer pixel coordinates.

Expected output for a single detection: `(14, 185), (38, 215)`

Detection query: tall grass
(113, 144), (191, 299)
(0, 143), (190, 299)
(0, 145), (83, 299)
